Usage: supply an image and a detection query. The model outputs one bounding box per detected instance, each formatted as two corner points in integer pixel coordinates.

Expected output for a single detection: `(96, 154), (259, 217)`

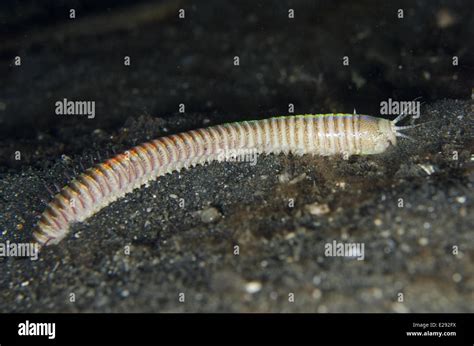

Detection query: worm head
(359, 116), (397, 155)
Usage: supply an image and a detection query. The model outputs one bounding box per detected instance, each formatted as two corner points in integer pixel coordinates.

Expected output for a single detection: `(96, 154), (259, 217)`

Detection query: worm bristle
(53, 182), (61, 193)
(43, 183), (55, 198)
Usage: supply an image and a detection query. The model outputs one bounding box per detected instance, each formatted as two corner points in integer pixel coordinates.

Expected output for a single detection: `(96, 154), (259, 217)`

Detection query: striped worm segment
(33, 114), (402, 247)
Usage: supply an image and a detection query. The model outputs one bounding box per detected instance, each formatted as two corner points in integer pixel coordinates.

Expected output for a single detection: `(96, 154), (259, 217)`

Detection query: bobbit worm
(33, 113), (415, 247)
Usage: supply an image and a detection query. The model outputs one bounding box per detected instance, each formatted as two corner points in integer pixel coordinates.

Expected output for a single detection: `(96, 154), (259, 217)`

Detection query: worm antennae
(395, 132), (414, 141)
(391, 112), (410, 125)
(394, 124), (423, 131)
(395, 119), (442, 131)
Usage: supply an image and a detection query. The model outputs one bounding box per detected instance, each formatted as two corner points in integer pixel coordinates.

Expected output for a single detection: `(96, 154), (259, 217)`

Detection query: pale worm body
(34, 113), (409, 247)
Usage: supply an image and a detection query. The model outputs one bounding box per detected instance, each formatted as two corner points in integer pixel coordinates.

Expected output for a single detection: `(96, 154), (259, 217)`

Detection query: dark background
(1, 0), (473, 168)
(0, 0), (472, 313)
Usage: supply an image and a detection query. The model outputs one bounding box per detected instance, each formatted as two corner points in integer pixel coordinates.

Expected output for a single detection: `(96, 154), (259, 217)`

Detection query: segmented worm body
(34, 113), (411, 246)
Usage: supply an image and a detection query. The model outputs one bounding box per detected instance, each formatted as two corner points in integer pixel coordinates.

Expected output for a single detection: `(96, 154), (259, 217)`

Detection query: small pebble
(392, 303), (409, 313)
(289, 173), (306, 185)
(305, 202), (330, 216)
(372, 288), (383, 299)
(278, 172), (291, 183)
(317, 305), (328, 313)
(312, 275), (322, 286)
(199, 207), (222, 223)
(245, 281), (262, 294)
(312, 288), (322, 299)
(401, 243), (411, 252)
(418, 164), (435, 175)
(284, 232), (296, 240)
(418, 237), (429, 246)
